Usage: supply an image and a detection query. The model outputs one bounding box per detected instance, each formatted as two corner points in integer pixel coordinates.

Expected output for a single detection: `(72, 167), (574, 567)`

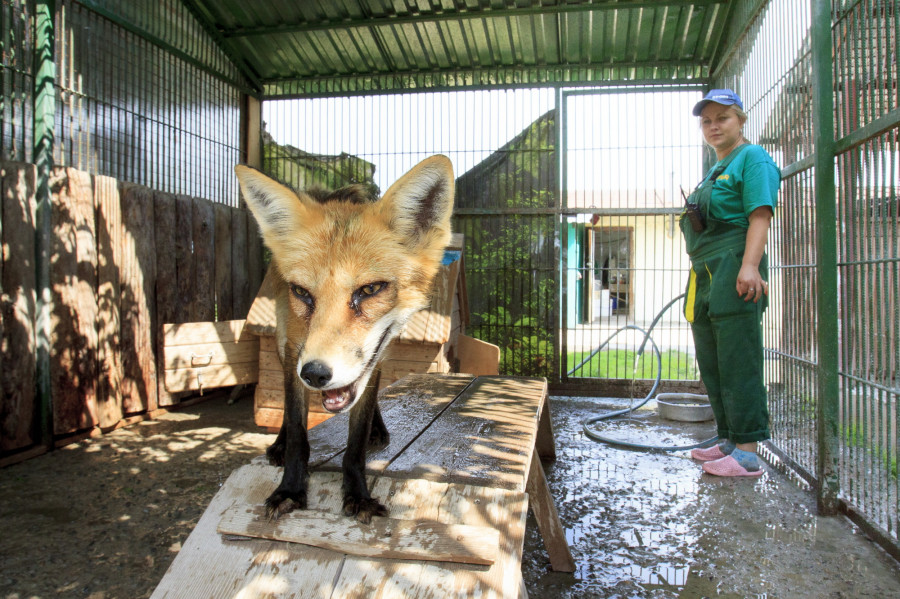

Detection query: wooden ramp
(151, 464), (529, 598)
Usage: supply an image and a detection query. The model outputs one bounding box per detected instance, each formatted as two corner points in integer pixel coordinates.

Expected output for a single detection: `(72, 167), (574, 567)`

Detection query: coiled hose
(571, 293), (719, 451)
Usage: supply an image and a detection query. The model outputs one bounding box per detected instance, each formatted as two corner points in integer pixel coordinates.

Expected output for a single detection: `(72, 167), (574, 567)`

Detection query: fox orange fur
(235, 156), (454, 522)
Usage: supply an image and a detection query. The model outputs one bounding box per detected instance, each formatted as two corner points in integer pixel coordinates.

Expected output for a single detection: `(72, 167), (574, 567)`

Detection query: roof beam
(221, 0), (728, 38)
(179, 0), (264, 92)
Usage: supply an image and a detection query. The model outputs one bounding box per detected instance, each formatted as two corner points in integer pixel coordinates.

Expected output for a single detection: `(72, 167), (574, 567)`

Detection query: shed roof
(169, 0), (753, 97)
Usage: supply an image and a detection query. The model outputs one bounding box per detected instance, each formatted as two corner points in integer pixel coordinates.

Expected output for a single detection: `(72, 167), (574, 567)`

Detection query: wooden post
(243, 95), (262, 169)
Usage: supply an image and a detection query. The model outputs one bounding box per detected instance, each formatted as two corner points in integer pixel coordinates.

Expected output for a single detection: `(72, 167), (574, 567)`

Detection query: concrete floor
(522, 396), (900, 598)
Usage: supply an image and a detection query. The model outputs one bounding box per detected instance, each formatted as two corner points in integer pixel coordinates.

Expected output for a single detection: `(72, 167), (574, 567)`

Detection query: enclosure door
(560, 88), (704, 392)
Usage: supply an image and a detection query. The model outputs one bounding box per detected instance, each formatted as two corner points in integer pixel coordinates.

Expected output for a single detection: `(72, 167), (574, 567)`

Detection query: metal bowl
(656, 393), (714, 422)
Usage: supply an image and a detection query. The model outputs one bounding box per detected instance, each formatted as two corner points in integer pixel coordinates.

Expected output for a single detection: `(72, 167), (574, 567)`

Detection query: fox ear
(234, 165), (319, 252)
(378, 155), (455, 250)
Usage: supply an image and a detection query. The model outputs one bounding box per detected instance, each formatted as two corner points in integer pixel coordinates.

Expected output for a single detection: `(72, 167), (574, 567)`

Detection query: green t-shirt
(706, 144), (780, 228)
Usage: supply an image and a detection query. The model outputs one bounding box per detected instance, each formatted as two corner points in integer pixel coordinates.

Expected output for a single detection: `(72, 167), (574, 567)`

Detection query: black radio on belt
(684, 201), (706, 232)
(681, 186), (706, 232)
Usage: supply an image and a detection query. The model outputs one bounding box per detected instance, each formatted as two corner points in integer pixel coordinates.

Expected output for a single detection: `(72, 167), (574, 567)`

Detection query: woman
(680, 89), (780, 477)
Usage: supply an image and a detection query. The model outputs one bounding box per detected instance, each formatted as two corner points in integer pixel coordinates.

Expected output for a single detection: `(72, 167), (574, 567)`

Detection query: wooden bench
(151, 374), (574, 598)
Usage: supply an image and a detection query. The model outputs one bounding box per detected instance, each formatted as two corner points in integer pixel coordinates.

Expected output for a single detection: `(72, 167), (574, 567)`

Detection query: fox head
(235, 155), (455, 414)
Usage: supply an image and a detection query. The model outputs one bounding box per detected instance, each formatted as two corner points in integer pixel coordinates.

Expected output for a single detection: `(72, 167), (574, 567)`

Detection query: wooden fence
(0, 161), (264, 457)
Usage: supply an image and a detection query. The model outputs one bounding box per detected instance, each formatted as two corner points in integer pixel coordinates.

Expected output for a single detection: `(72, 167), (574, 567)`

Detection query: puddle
(521, 397), (900, 598)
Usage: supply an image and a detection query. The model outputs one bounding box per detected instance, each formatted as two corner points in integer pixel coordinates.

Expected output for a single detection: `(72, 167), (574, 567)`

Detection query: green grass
(567, 349), (699, 380)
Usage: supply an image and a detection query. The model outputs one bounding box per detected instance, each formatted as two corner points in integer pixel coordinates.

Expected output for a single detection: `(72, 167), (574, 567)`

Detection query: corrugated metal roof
(130, 1), (746, 96)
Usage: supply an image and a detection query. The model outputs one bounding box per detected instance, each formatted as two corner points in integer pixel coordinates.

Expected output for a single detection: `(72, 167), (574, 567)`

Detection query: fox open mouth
(322, 384), (356, 413)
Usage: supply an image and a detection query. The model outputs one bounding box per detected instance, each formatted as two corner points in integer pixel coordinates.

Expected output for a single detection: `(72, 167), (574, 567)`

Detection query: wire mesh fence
(560, 88), (705, 393)
(263, 88), (564, 379)
(1, 0), (245, 204)
(716, 0), (899, 548)
(0, 0), (897, 560)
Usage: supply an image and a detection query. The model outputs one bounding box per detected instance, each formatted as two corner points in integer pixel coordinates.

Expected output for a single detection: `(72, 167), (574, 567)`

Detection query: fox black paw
(368, 427), (390, 449)
(265, 441), (286, 467)
(264, 489), (307, 520)
(342, 496), (388, 524)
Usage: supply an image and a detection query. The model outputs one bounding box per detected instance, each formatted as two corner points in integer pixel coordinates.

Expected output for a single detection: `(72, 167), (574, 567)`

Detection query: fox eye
(290, 284), (314, 307)
(350, 282), (387, 312)
(359, 282), (386, 297)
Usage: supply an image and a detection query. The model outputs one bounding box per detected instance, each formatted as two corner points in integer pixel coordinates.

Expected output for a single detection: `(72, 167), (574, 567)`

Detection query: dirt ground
(1, 391), (899, 599)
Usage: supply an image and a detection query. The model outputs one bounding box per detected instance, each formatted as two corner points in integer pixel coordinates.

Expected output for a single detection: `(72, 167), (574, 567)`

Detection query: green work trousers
(684, 247), (771, 444)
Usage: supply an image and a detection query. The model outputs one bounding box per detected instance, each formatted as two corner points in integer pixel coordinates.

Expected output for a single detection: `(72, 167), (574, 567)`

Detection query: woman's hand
(737, 264), (767, 302)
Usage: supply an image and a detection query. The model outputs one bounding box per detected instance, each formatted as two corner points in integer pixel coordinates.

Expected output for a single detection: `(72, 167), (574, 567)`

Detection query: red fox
(235, 156), (454, 522)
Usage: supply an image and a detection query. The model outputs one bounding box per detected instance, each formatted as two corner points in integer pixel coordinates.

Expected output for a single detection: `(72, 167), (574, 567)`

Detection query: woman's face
(699, 103), (745, 154)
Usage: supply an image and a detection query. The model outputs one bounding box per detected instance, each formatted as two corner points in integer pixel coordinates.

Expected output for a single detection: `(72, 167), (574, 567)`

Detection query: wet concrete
(522, 396), (900, 598)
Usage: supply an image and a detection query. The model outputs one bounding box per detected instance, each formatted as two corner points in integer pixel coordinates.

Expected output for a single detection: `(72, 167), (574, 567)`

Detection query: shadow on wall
(0, 161), (265, 458)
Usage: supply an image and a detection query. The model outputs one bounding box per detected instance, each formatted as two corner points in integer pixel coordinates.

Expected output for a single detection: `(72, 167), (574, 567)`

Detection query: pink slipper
(690, 445), (726, 461)
(702, 455), (763, 477)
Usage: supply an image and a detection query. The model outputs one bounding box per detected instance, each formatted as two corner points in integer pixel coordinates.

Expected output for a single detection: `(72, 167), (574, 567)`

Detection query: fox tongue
(322, 386), (353, 413)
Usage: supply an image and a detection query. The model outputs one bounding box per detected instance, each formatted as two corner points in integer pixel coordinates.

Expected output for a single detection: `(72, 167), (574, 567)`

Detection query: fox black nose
(300, 361), (332, 388)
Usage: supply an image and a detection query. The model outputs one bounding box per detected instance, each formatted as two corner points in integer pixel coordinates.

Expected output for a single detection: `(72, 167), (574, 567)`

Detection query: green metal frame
(810, 0), (839, 516)
(32, 0), (54, 447)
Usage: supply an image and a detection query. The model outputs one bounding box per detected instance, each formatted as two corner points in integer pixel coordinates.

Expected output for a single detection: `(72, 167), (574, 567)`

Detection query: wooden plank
(259, 333), (277, 352)
(163, 338), (259, 370)
(309, 374), (475, 472)
(383, 376), (547, 491)
(162, 320), (260, 393)
(120, 183), (158, 414)
(0, 162), (37, 451)
(252, 405), (332, 430)
(258, 347), (281, 371)
(526, 456), (575, 572)
(163, 320), (251, 346)
(154, 192), (178, 407)
(50, 167), (99, 433)
(256, 368), (283, 392)
(94, 174), (124, 428)
(164, 360), (258, 394)
(457, 334), (500, 376)
(149, 464), (344, 599)
(192, 198), (215, 323)
(535, 398), (557, 460)
(214, 203), (233, 321)
(245, 212), (264, 313)
(245, 267), (277, 335)
(380, 359), (442, 376)
(174, 195), (194, 324)
(218, 504), (499, 566)
(383, 340), (443, 363)
(254, 386), (284, 409)
(230, 207), (251, 319)
(333, 474), (527, 598)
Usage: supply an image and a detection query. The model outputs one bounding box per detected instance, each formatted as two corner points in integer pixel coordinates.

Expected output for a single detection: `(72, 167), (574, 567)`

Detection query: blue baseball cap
(692, 89), (744, 116)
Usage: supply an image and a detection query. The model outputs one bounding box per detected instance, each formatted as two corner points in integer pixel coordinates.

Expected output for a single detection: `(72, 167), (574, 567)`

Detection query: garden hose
(572, 293), (719, 452)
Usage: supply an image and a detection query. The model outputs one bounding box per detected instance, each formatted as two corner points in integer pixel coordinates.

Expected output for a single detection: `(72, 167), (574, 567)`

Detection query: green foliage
(456, 110), (558, 378)
(471, 309), (554, 377)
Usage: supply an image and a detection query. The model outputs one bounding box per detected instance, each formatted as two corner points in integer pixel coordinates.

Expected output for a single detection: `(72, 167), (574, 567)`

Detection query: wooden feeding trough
(241, 233), (477, 430)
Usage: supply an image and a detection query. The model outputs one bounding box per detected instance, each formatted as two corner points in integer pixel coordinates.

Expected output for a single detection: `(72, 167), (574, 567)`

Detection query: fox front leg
(264, 370), (310, 519)
(341, 378), (388, 524)
(265, 422), (287, 466)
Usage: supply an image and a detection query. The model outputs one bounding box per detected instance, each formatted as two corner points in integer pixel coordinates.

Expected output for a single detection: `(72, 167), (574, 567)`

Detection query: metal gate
(558, 87), (706, 395)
